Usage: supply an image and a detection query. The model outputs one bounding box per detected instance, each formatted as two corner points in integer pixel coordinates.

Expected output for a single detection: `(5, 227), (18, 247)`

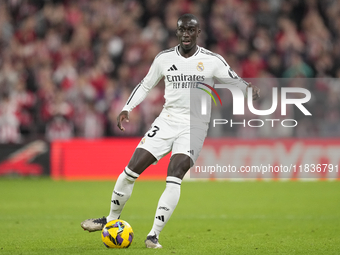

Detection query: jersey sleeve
(122, 57), (163, 112)
(213, 55), (248, 96)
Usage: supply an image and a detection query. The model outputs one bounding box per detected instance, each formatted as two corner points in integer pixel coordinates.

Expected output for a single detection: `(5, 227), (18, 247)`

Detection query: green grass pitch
(0, 178), (339, 255)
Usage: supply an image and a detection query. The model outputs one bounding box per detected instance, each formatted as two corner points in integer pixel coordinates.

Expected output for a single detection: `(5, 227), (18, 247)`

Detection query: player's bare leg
(81, 148), (156, 232)
(145, 154), (192, 248)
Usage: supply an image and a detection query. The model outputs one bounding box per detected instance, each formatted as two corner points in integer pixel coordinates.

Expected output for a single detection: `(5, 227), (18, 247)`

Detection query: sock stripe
(124, 169), (138, 179)
(166, 181), (181, 185)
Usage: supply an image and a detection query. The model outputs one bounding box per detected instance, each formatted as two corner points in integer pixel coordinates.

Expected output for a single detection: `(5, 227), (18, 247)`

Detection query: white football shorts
(137, 114), (208, 164)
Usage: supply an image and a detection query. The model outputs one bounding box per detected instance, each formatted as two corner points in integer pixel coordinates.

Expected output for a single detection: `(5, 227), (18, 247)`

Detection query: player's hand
(248, 82), (260, 100)
(117, 110), (129, 131)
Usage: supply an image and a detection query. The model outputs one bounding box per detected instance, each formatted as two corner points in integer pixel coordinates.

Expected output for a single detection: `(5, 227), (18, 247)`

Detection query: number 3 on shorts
(147, 126), (160, 138)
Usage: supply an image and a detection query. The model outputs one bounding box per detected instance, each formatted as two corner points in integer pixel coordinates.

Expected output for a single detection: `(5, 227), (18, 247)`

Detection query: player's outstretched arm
(117, 110), (129, 131)
(248, 82), (260, 100)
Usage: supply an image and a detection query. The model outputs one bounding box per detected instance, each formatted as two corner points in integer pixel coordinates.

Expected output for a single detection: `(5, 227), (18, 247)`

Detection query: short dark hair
(177, 13), (200, 27)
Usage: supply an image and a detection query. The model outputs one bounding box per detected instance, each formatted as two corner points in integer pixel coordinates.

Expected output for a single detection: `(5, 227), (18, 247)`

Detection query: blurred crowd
(0, 0), (340, 143)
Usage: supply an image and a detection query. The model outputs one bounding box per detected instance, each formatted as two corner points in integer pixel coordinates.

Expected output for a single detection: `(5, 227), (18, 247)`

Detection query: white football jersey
(122, 45), (248, 124)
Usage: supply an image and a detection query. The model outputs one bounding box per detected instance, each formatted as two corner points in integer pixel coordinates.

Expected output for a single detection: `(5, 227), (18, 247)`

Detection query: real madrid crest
(140, 137), (146, 144)
(197, 62), (204, 72)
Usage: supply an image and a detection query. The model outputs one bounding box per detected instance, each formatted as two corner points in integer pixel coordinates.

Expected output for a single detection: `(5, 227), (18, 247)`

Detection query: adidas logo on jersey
(111, 199), (120, 205)
(167, 64), (178, 71)
(187, 150), (194, 155)
(155, 215), (165, 222)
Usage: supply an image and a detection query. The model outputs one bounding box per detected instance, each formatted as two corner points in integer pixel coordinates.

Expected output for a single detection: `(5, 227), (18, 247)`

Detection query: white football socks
(148, 176), (182, 238)
(106, 167), (139, 222)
